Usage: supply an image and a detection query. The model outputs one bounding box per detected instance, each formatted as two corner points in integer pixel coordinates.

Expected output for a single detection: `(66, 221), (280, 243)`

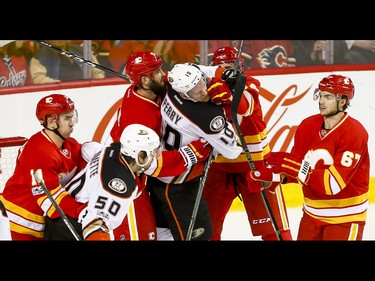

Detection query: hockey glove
(221, 68), (241, 86)
(267, 152), (311, 185)
(83, 219), (111, 241)
(85, 230), (111, 241)
(179, 138), (211, 168)
(207, 77), (233, 104)
(248, 166), (282, 193)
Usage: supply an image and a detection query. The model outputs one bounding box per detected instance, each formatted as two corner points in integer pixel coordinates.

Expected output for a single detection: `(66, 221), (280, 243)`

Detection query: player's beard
(321, 103), (342, 117)
(150, 79), (167, 98)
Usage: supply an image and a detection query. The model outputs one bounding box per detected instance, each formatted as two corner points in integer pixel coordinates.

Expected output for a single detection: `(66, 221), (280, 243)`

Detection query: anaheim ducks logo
(108, 178), (127, 193)
(191, 228), (205, 239)
(210, 116), (225, 132)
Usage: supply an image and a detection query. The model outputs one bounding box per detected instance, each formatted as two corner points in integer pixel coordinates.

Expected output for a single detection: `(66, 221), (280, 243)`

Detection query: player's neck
(137, 87), (157, 101)
(323, 111), (345, 129)
(44, 129), (64, 148)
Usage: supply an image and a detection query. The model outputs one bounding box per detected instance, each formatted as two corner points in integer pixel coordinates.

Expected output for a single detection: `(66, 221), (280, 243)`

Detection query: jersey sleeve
(145, 149), (187, 177)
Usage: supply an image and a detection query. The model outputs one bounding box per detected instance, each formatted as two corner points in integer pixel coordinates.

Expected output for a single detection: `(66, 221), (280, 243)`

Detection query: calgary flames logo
(257, 45), (296, 68)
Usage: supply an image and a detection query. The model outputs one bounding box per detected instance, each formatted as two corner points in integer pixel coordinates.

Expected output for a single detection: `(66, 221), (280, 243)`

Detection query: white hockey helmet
(168, 63), (204, 94)
(120, 124), (160, 167)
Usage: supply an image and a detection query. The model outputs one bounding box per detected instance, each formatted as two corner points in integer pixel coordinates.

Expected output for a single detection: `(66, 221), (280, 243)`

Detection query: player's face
(318, 91), (342, 116)
(187, 79), (210, 102)
(135, 146), (161, 175)
(150, 68), (166, 97)
(56, 110), (78, 137)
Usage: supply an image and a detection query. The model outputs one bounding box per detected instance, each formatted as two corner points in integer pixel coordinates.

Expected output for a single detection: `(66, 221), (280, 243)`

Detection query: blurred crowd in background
(1, 40), (375, 88)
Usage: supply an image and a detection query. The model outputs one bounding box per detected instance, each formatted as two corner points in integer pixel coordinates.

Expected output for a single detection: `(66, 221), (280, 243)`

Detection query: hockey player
(251, 74), (370, 240)
(148, 63), (243, 240)
(201, 46), (293, 240)
(65, 124), (162, 240)
(1, 94), (87, 240)
(109, 51), (210, 240)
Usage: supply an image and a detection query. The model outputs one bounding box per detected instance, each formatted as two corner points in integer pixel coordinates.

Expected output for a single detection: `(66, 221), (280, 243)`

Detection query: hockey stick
(186, 42), (247, 240)
(234, 40), (244, 70)
(33, 170), (82, 241)
(229, 54), (283, 241)
(33, 40), (129, 81)
(186, 148), (215, 241)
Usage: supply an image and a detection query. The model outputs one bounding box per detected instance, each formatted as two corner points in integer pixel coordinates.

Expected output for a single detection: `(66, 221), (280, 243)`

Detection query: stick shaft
(33, 40), (129, 81)
(229, 42), (283, 240)
(33, 170), (82, 241)
(186, 149), (214, 240)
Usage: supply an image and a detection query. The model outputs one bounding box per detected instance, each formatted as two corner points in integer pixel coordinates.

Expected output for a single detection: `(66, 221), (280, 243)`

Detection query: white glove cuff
(179, 145), (198, 168)
(298, 159), (311, 184)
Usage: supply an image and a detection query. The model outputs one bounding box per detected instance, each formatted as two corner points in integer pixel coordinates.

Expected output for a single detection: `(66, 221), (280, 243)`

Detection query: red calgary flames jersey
(213, 72), (271, 173)
(292, 113), (370, 224)
(2, 130), (84, 239)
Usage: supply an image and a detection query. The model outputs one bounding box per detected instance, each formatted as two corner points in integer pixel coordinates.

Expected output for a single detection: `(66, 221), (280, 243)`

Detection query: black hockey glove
(221, 68), (241, 86)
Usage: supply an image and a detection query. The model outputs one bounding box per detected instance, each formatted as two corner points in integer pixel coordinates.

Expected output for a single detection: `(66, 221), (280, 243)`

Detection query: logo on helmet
(137, 129), (149, 136)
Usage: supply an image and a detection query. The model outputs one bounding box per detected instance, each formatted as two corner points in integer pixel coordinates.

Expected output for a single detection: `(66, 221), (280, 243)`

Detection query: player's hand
(221, 68), (241, 85)
(179, 138), (211, 167)
(207, 77), (233, 104)
(247, 166), (282, 193)
(246, 175), (264, 193)
(83, 219), (110, 240)
(267, 152), (311, 184)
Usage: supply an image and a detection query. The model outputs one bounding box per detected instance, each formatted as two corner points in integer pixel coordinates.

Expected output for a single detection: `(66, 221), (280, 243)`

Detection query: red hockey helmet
(212, 46), (239, 65)
(211, 46), (244, 71)
(125, 51), (163, 85)
(318, 74), (355, 105)
(36, 94), (75, 126)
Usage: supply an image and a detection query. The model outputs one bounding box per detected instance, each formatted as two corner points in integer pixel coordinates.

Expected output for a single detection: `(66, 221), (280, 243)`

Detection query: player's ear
(46, 114), (58, 128)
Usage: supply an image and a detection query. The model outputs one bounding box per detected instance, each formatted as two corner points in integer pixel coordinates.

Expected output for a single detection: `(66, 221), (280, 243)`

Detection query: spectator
(201, 46), (293, 240)
(158, 40), (200, 70)
(71, 40), (113, 71)
(108, 40), (163, 73)
(293, 40), (327, 66)
(1, 94), (88, 240)
(252, 74), (370, 240)
(343, 40), (375, 63)
(29, 40), (105, 84)
(0, 40), (34, 87)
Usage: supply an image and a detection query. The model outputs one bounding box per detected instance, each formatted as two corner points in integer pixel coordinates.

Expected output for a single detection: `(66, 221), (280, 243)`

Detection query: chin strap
(45, 126), (66, 141)
(326, 101), (345, 117)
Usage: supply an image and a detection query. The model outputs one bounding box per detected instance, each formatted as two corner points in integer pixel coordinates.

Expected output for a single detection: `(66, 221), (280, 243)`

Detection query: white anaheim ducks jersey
(157, 84), (242, 184)
(65, 142), (144, 234)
